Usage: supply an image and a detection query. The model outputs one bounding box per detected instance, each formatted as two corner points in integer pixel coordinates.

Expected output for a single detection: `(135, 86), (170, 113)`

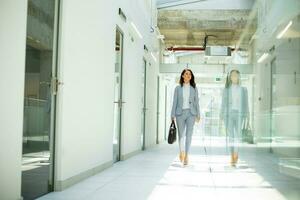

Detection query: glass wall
(250, 0), (300, 179)
(163, 1), (299, 199)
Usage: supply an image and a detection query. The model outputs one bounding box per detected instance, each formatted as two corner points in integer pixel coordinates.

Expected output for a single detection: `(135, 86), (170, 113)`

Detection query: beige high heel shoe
(230, 152), (238, 167)
(234, 153), (239, 164)
(179, 151), (185, 162)
(230, 153), (236, 167)
(183, 154), (189, 165)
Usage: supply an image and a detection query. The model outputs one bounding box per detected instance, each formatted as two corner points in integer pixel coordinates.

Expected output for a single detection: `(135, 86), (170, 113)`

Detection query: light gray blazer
(220, 86), (249, 122)
(171, 85), (200, 118)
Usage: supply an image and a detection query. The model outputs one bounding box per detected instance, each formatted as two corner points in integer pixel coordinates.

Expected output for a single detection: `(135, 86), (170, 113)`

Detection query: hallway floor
(38, 136), (300, 200)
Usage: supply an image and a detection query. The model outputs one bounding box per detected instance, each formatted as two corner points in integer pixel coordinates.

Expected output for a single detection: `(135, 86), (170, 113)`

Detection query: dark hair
(225, 69), (241, 88)
(179, 69), (196, 88)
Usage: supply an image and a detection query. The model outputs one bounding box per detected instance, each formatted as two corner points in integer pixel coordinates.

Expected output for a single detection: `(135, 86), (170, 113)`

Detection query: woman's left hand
(196, 117), (201, 123)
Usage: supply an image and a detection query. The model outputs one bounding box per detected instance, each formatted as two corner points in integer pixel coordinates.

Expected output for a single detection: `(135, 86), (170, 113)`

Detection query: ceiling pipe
(167, 47), (205, 51)
(166, 46), (236, 52)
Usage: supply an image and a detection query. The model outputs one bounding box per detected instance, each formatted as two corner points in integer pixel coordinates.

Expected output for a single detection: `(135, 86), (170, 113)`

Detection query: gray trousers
(225, 109), (242, 153)
(176, 109), (196, 154)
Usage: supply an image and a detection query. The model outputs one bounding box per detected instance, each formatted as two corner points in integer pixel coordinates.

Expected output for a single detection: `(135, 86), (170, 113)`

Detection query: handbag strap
(171, 120), (176, 128)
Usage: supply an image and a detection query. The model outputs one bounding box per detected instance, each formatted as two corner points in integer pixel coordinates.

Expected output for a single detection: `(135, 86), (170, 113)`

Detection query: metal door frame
(142, 58), (147, 150)
(156, 76), (160, 144)
(113, 26), (124, 162)
(270, 57), (276, 153)
(50, 0), (62, 191)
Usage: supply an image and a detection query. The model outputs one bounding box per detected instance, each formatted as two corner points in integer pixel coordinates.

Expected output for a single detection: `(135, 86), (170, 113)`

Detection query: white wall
(116, 1), (145, 155)
(55, 0), (117, 182)
(0, 1), (27, 199)
(0, 0), (161, 196)
(55, 0), (160, 187)
(145, 62), (159, 147)
(158, 75), (167, 143)
(116, 0), (160, 153)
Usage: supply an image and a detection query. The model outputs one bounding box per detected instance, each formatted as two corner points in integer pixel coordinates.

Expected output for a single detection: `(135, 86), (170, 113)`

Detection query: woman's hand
(196, 117), (201, 123)
(171, 117), (175, 121)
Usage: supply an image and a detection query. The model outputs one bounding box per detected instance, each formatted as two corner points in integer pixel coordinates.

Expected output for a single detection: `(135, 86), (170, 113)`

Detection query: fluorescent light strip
(277, 21), (293, 39)
(130, 22), (143, 39)
(151, 52), (157, 62)
(257, 53), (269, 63)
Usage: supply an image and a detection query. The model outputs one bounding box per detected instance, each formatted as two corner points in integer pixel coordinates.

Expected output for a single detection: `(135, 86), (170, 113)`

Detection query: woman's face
(230, 71), (239, 84)
(182, 70), (192, 83)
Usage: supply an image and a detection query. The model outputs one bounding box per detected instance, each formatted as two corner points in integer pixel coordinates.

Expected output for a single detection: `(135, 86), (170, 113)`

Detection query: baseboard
(120, 149), (141, 161)
(158, 139), (166, 144)
(54, 160), (113, 191)
(272, 147), (300, 158)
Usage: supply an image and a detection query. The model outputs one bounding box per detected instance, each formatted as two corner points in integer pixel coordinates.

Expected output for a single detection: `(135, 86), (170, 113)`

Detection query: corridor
(38, 136), (300, 200)
(1, 0), (300, 200)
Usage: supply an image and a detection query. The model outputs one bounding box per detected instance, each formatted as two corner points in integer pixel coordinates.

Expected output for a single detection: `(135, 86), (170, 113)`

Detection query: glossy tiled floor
(38, 136), (300, 200)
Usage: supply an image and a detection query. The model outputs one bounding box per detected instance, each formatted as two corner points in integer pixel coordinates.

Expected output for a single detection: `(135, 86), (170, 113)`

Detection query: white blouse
(231, 84), (241, 110)
(182, 83), (190, 109)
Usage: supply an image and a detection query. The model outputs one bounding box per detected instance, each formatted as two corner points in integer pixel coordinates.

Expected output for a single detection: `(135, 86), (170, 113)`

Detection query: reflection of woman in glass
(171, 69), (200, 166)
(220, 70), (249, 167)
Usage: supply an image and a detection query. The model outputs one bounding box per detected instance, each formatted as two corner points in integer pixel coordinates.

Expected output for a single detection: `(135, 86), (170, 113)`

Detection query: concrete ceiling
(158, 9), (256, 48)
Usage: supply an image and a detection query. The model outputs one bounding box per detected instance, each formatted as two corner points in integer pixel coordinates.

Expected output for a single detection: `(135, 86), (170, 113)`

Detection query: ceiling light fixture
(257, 53), (269, 63)
(276, 21), (292, 39)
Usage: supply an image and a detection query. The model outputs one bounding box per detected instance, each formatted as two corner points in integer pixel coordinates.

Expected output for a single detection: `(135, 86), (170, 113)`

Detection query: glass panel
(164, 1), (300, 198)
(22, 0), (56, 199)
(250, 1), (300, 184)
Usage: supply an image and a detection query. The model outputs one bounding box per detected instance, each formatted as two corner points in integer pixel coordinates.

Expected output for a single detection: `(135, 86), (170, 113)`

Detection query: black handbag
(168, 120), (177, 144)
(242, 118), (254, 144)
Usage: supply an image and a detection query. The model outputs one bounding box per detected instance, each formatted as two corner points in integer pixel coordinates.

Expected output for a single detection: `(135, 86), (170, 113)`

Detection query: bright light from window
(130, 22), (143, 39)
(151, 52), (157, 62)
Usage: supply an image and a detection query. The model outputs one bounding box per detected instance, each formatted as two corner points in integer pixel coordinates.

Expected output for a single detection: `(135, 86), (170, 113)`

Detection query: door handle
(113, 101), (126, 104)
(114, 100), (126, 108)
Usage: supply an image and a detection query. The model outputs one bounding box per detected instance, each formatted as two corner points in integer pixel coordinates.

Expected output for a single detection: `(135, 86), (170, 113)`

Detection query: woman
(171, 69), (200, 166)
(220, 70), (249, 167)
